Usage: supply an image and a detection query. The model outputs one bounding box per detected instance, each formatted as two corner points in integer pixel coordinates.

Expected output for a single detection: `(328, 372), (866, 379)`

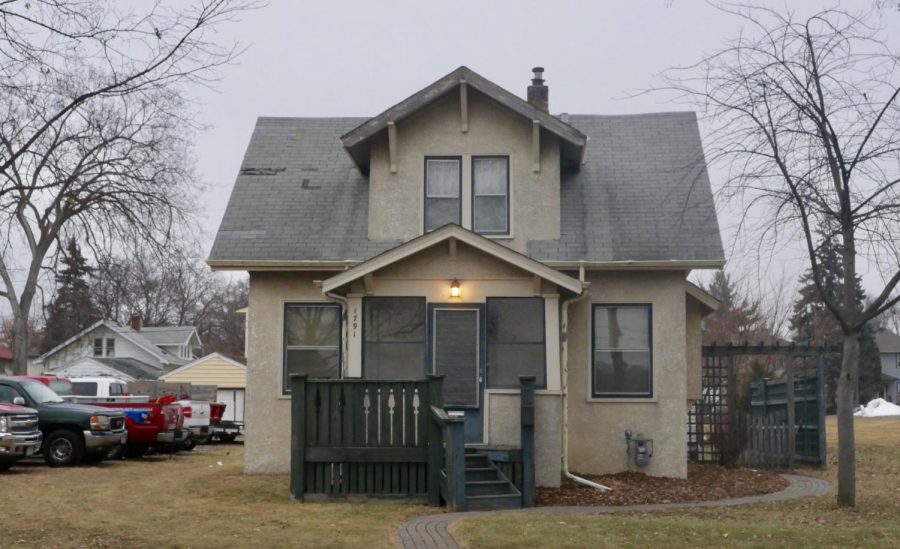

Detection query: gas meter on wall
(625, 430), (654, 467)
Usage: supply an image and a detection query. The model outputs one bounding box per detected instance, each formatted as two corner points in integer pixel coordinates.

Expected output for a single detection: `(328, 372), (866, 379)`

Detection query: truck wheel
(218, 433), (237, 443)
(182, 437), (197, 452)
(0, 461), (13, 473)
(44, 429), (85, 467)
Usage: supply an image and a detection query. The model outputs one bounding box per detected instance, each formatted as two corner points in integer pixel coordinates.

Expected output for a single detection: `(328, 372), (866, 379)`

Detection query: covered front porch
(286, 225), (583, 507)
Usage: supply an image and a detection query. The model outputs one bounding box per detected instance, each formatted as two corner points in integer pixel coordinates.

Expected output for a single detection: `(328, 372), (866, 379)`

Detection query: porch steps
(463, 450), (521, 510)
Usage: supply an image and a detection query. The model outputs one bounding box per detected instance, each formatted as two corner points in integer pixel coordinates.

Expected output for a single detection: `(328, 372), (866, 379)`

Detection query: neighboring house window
(424, 157), (461, 231)
(93, 338), (103, 356)
(105, 338), (115, 357)
(283, 303), (341, 393)
(472, 156), (509, 235)
(592, 304), (652, 398)
(486, 298), (545, 388)
(363, 297), (427, 380)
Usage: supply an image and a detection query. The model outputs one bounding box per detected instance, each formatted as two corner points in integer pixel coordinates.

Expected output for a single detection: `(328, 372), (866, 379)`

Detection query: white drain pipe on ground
(560, 269), (612, 492)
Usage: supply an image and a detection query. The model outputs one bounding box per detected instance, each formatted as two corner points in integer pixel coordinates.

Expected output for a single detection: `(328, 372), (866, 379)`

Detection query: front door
(428, 304), (485, 444)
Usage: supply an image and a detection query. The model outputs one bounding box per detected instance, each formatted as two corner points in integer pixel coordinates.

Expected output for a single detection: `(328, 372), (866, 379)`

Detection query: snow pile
(853, 398), (900, 418)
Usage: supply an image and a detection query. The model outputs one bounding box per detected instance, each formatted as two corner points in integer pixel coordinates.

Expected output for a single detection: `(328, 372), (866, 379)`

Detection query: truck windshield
(71, 382), (98, 397)
(21, 381), (64, 404)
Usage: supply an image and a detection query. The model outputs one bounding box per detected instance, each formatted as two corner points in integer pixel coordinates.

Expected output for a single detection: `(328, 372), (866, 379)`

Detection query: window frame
(361, 296), (427, 380)
(282, 302), (342, 395)
(93, 338), (103, 357)
(105, 337), (115, 357)
(485, 297), (546, 389)
(590, 303), (653, 399)
(471, 155), (511, 236)
(423, 156), (463, 232)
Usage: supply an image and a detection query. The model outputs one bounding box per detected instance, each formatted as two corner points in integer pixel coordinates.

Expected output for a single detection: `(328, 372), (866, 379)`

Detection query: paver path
(397, 474), (830, 549)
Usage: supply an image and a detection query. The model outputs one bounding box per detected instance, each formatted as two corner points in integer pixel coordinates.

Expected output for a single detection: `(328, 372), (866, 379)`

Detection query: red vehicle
(28, 375), (185, 457)
(209, 402), (241, 443)
(0, 401), (42, 472)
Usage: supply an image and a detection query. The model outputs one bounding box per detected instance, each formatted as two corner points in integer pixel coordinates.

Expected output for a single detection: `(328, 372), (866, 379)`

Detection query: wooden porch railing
(289, 373), (536, 509)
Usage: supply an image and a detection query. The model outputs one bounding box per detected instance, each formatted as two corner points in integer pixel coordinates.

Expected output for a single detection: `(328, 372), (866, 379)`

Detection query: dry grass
(455, 416), (900, 548)
(0, 444), (425, 549)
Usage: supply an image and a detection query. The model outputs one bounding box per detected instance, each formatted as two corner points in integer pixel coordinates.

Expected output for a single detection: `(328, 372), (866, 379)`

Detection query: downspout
(560, 265), (611, 491)
(316, 280), (350, 378)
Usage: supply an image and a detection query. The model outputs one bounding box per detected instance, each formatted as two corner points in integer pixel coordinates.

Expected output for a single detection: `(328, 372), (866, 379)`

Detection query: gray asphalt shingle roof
(209, 113), (723, 265)
(139, 326), (197, 347)
(96, 358), (162, 380)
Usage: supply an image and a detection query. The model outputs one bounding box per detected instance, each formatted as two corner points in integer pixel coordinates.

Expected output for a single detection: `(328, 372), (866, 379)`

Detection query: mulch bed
(537, 464), (789, 507)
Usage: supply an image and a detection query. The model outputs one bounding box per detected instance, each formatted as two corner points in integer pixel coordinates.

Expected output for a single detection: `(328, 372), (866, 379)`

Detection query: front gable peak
(340, 66), (586, 174)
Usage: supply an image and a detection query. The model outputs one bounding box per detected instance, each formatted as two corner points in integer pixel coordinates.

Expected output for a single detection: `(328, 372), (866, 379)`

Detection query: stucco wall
(488, 392), (562, 487)
(368, 88), (561, 253)
(244, 271), (334, 474)
(566, 270), (691, 479)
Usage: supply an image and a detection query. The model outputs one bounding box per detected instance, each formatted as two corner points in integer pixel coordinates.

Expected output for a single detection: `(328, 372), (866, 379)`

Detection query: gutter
(318, 282), (350, 378)
(560, 268), (611, 492)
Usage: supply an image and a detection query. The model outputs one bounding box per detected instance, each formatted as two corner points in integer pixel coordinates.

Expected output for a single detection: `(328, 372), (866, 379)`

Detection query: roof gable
(159, 352), (247, 381)
(340, 66), (586, 173)
(322, 224), (584, 295)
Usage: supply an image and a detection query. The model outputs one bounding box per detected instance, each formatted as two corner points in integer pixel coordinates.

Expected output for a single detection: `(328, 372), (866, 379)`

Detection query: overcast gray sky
(191, 0), (899, 313)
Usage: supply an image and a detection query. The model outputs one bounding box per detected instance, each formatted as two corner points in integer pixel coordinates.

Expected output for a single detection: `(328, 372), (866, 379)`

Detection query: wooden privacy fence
(290, 376), (435, 499)
(689, 343), (828, 469)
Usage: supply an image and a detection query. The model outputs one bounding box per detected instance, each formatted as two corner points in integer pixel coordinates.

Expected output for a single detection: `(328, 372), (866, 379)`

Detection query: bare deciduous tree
(0, 0), (256, 374)
(658, 5), (900, 507)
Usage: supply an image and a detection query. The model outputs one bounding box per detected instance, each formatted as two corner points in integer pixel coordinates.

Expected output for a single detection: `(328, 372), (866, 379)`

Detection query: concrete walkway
(397, 474), (831, 549)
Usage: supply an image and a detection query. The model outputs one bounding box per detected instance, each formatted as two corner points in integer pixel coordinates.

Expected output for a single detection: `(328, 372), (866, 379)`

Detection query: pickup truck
(0, 376), (126, 466)
(0, 399), (42, 472)
(64, 376), (190, 455)
(173, 398), (211, 450)
(210, 402), (242, 443)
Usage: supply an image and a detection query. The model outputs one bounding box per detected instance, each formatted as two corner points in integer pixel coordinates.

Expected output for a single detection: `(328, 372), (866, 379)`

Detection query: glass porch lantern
(449, 279), (461, 298)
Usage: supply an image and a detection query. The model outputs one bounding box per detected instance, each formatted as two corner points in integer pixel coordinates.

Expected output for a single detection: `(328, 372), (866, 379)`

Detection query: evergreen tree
(790, 236), (881, 409)
(42, 239), (100, 352)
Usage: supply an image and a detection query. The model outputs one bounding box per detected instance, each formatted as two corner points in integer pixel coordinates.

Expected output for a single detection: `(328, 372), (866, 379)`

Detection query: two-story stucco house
(209, 66), (725, 486)
(37, 315), (203, 381)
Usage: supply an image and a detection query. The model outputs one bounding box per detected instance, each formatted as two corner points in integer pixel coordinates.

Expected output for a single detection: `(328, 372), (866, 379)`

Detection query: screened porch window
(592, 304), (652, 398)
(424, 157), (461, 231)
(486, 298), (545, 388)
(472, 156), (509, 235)
(363, 297), (426, 380)
(283, 303), (341, 393)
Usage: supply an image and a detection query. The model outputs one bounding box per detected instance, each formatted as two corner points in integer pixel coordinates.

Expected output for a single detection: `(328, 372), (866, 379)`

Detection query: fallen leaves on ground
(537, 464), (789, 507)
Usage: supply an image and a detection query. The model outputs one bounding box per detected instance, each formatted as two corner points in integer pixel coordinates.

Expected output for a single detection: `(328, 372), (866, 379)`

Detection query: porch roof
(320, 224), (585, 295)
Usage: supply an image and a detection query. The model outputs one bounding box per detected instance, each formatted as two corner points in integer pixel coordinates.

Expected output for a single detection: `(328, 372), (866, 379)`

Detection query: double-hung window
(93, 338), (103, 357)
(424, 157), (462, 231)
(283, 303), (341, 393)
(592, 304), (652, 398)
(472, 156), (509, 235)
(105, 338), (115, 357)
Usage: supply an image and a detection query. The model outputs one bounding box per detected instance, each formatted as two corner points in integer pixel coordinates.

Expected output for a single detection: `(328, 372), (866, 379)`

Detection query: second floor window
(472, 156), (509, 235)
(424, 157), (461, 231)
(93, 338), (103, 356)
(105, 338), (115, 357)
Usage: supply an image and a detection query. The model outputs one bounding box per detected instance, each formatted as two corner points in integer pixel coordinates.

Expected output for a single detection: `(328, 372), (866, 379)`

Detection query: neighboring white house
(37, 317), (202, 381)
(876, 329), (900, 404)
(159, 353), (247, 423)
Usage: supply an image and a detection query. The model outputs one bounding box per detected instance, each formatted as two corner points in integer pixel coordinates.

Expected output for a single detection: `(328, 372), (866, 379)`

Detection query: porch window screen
(363, 297), (426, 380)
(283, 303), (341, 393)
(486, 298), (545, 388)
(472, 156), (509, 235)
(424, 157), (461, 231)
(592, 304), (652, 397)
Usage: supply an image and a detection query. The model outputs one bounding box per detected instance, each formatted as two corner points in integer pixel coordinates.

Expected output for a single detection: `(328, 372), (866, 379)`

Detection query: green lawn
(453, 416), (900, 548)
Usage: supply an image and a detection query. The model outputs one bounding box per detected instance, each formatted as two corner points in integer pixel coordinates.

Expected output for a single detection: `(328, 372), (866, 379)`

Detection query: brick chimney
(130, 313), (142, 332)
(527, 67), (548, 113)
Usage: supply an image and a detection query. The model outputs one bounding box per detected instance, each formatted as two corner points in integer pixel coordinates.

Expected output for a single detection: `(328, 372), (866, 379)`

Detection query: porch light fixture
(450, 279), (461, 298)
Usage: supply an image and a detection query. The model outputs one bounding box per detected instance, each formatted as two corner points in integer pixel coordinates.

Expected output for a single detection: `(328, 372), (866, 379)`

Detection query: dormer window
(424, 155), (510, 236)
(472, 156), (509, 235)
(424, 157), (462, 231)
